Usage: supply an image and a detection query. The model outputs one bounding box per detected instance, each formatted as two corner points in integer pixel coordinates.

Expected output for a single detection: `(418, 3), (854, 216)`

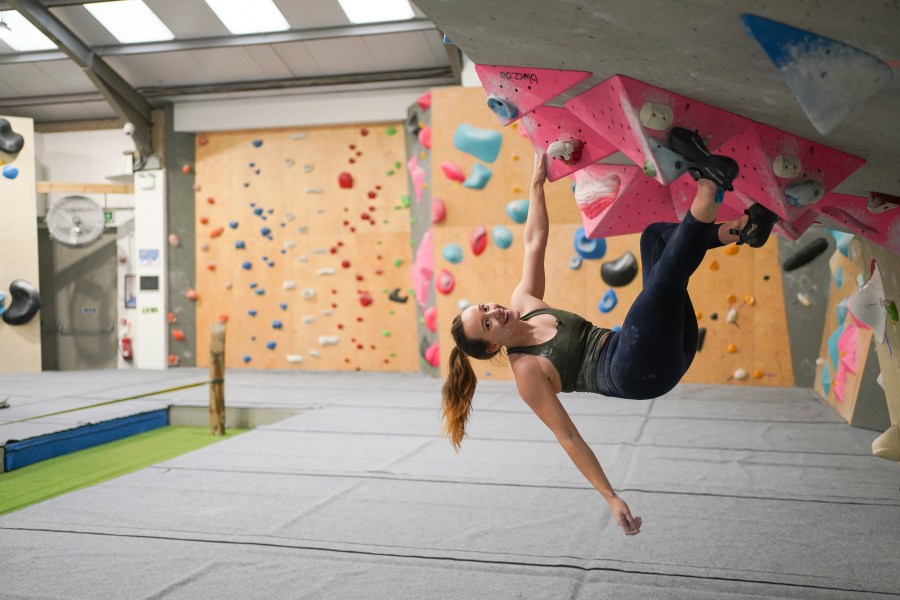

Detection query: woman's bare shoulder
(511, 290), (550, 315)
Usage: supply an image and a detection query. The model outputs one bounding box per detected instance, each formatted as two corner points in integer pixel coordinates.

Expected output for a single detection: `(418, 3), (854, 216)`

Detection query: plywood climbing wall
(192, 124), (417, 371)
(429, 87), (793, 387)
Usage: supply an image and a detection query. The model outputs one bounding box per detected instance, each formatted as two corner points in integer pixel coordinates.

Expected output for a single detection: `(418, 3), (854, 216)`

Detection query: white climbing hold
(302, 288), (316, 299)
(298, 255), (308, 262)
(726, 307), (739, 324)
(732, 368), (748, 381)
(283, 280), (297, 291)
(297, 226), (309, 234)
(638, 102), (673, 130)
(318, 336), (340, 346)
(302, 315), (315, 324)
(312, 248), (328, 254)
(317, 268), (336, 276)
(303, 164), (314, 173)
(796, 293), (812, 307)
(285, 213), (295, 222)
(284, 241), (297, 249)
(284, 158), (295, 167)
(286, 354), (303, 363)
(305, 188), (323, 194)
(309, 350), (321, 358)
(292, 132), (308, 140)
(322, 309), (333, 316)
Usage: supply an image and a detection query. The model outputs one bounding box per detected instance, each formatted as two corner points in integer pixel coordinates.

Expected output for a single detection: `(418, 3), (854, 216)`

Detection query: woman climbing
(441, 128), (780, 536)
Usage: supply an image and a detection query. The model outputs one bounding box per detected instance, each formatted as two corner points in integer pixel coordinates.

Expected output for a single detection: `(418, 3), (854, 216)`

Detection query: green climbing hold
(886, 300), (898, 322)
(389, 352), (397, 358)
(394, 161), (402, 169)
(401, 195), (410, 208)
(381, 330), (391, 337)
(387, 170), (395, 176)
(386, 126), (396, 136)
(394, 258), (404, 267)
(643, 158), (657, 177)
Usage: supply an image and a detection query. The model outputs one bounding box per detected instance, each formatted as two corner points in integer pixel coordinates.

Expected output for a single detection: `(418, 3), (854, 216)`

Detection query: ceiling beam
(5, 0), (153, 162)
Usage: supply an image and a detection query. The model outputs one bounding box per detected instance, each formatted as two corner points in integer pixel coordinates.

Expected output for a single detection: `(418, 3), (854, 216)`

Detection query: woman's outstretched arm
(513, 152), (550, 302)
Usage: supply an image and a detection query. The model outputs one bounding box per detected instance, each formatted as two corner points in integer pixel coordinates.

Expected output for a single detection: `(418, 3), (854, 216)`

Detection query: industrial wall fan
(46, 195), (106, 247)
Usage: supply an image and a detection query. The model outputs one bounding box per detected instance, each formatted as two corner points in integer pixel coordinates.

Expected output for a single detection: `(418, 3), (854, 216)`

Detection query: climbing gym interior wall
(192, 124), (418, 371)
(425, 88), (794, 387)
(0, 116), (41, 373)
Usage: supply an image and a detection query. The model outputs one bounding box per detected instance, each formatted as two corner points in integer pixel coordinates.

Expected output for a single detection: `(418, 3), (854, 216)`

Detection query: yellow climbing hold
(709, 260), (719, 271)
(744, 295), (756, 306)
(420, 151), (427, 159)
(727, 293), (737, 304)
(752, 369), (764, 379)
(512, 154), (520, 161)
(695, 310), (702, 320)
(725, 245), (740, 256)
(512, 186), (522, 194)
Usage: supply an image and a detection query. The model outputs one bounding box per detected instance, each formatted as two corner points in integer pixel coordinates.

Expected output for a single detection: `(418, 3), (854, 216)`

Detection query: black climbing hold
(600, 251), (639, 287)
(710, 313), (718, 321)
(0, 118), (24, 154)
(405, 112), (422, 137)
(782, 237), (829, 271)
(697, 327), (707, 352)
(388, 288), (409, 303)
(2, 279), (41, 325)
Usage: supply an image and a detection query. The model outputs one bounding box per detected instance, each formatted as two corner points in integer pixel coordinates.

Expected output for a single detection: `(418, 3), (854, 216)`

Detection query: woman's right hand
(532, 151), (547, 186)
(608, 496), (642, 536)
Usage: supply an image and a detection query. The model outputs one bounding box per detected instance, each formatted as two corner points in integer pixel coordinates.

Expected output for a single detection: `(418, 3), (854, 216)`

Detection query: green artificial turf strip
(0, 426), (246, 516)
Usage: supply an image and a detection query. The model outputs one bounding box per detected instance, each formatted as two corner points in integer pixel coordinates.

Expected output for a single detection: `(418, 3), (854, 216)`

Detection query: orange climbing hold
(172, 329), (186, 341)
(727, 344), (737, 353)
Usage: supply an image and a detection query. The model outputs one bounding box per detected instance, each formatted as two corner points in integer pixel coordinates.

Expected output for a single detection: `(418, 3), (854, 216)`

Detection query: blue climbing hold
(820, 363), (831, 396)
(486, 94), (519, 121)
(272, 320), (283, 329)
(255, 288), (265, 295)
(280, 303), (287, 310)
(243, 355), (252, 363)
(242, 261), (252, 270)
(836, 298), (848, 326)
(442, 34), (453, 45)
(611, 325), (622, 332)
(2, 165), (19, 179)
(249, 282), (257, 288)
(229, 221), (239, 229)
(252, 140), (263, 148)
(463, 163), (492, 190)
(266, 341), (276, 349)
(248, 309), (257, 316)
(574, 228), (607, 260)
(453, 124), (503, 163)
(235, 241), (245, 249)
(835, 265), (844, 289)
(254, 208), (263, 216)
(267, 261), (275, 267)
(598, 289), (618, 313)
(505, 199), (529, 224)
(492, 226), (513, 249)
(442, 243), (463, 264)
(569, 256), (582, 270)
(827, 326), (841, 372)
(261, 227), (271, 236)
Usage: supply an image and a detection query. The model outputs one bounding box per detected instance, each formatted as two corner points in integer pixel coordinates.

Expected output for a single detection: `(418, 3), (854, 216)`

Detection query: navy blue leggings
(595, 212), (724, 399)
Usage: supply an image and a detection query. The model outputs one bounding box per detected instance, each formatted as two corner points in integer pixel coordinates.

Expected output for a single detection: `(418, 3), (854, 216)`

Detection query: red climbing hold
(338, 172), (353, 189)
(356, 274), (364, 281)
(182, 164), (192, 174)
(199, 216), (209, 225)
(172, 329), (186, 341)
(436, 269), (455, 295)
(198, 136), (208, 146)
(424, 306), (438, 333)
(186, 289), (198, 301)
(471, 225), (488, 256)
(432, 198), (446, 223)
(361, 213), (370, 221)
(360, 128), (369, 136)
(168, 354), (180, 367)
(424, 342), (440, 367)
(341, 259), (351, 268)
(368, 191), (377, 199)
(218, 313), (229, 323)
(210, 226), (224, 238)
(206, 197), (215, 205)
(207, 262), (217, 271)
(418, 125), (432, 149)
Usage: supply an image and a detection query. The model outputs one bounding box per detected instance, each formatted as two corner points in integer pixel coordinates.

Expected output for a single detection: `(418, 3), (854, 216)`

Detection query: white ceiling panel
(145, 0), (230, 39)
(304, 36), (378, 75)
(242, 45), (295, 80)
(51, 5), (118, 47)
(31, 60), (96, 91)
(275, 0), (351, 29)
(0, 62), (71, 95)
(270, 40), (324, 78)
(38, 100), (116, 122)
(361, 31), (447, 72)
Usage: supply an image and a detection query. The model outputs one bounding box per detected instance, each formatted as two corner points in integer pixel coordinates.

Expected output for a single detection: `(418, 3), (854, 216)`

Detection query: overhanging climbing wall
(192, 124), (417, 371)
(428, 88), (794, 387)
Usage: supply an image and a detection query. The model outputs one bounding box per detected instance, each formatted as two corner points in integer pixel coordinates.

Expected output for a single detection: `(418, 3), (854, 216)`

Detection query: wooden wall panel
(194, 124), (417, 371)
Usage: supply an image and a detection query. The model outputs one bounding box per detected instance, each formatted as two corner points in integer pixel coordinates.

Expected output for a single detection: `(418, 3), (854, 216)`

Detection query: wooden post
(209, 322), (226, 435)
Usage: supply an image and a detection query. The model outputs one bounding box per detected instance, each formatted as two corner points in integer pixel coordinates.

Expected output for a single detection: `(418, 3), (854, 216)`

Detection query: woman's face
(460, 302), (519, 352)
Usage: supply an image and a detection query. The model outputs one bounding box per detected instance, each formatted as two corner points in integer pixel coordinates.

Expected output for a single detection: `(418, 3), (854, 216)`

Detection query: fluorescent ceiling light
(338, 0), (415, 24)
(85, 0), (175, 44)
(204, 0), (289, 35)
(0, 11), (57, 51)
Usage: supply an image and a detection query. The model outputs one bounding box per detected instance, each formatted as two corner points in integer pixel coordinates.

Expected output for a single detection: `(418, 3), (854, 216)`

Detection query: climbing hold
(207, 262), (217, 271)
(272, 320), (283, 329)
(338, 172), (353, 189)
(172, 329), (186, 342)
(546, 139), (582, 164)
(432, 198), (447, 224)
(726, 307), (739, 325)
(218, 314), (229, 323)
(242, 261), (252, 270)
(709, 260), (720, 271)
(168, 234), (181, 247)
(261, 227), (271, 237)
(773, 155), (802, 179)
(727, 344), (737, 353)
(210, 226), (224, 238)
(741, 14), (893, 135)
(248, 309), (257, 316)
(574, 172), (619, 218)
(266, 341), (276, 350)
(181, 164), (191, 175)
(732, 368), (748, 381)
(796, 292), (812, 307)
(600, 252), (639, 287)
(319, 336), (340, 346)
(744, 295), (756, 306)
(569, 256), (582, 270)
(386, 126), (396, 136)
(784, 180), (824, 207)
(638, 102), (673, 131)
(284, 280), (296, 291)
(302, 288), (316, 299)
(424, 341), (440, 367)
(255, 288), (265, 295)
(424, 306), (438, 333)
(186, 289), (198, 301)
(286, 355), (303, 364)
(317, 268), (336, 276)
(436, 269), (455, 295)
(836, 266), (844, 289)
(2, 165), (19, 179)
(199, 243), (209, 252)
(389, 288), (409, 303)
(442, 243), (463, 264)
(341, 260), (351, 269)
(168, 354), (180, 367)
(598, 289), (618, 313)
(506, 199), (529, 224)
(417, 91), (432, 111)
(463, 163), (492, 189)
(727, 294), (737, 305)
(492, 226), (513, 249)
(441, 161), (466, 183)
(782, 237), (829, 271)
(228, 221), (238, 229)
(1, 280), (41, 325)
(453, 124), (503, 163)
(359, 291), (373, 307)
(486, 94), (519, 121)
(573, 228), (606, 259)
(242, 355), (252, 363)
(847, 261), (888, 343)
(252, 140), (263, 148)
(418, 125), (432, 149)
(724, 245), (739, 256)
(0, 118), (25, 153)
(470, 226), (488, 256)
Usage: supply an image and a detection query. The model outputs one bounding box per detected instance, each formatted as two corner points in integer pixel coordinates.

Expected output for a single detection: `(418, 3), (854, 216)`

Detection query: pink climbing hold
(418, 125), (432, 149)
(186, 289), (198, 301)
(436, 269), (455, 295)
(338, 172), (354, 189)
(432, 198), (446, 224)
(424, 305), (438, 333)
(417, 91), (432, 111)
(424, 341), (440, 367)
(470, 226), (488, 256)
(441, 161), (465, 183)
(408, 155), (426, 203)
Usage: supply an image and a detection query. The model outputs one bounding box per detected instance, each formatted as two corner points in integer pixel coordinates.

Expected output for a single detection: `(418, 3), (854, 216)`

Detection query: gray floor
(1, 370), (899, 599)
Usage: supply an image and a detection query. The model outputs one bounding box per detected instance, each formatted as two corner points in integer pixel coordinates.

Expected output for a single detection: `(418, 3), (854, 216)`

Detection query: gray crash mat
(0, 375), (898, 599)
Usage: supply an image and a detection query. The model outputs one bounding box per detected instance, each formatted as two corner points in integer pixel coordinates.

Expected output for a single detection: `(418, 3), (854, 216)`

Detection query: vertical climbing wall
(192, 124), (418, 371)
(429, 88), (794, 387)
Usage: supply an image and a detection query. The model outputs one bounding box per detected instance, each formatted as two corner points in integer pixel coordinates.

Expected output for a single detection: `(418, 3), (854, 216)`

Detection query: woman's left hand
(532, 151), (547, 186)
(608, 496), (642, 536)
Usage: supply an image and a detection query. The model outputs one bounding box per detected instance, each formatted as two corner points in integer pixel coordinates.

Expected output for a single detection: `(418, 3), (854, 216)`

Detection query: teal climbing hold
(442, 243), (463, 264)
(453, 124), (503, 163)
(827, 326), (841, 372)
(820, 363), (831, 396)
(506, 199), (529, 224)
(835, 265), (844, 289)
(492, 226), (513, 249)
(835, 298), (848, 326)
(463, 163), (492, 190)
(827, 230), (853, 257)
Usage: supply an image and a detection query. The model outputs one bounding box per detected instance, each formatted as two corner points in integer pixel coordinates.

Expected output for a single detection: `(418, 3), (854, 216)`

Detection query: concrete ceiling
(413, 0), (900, 199)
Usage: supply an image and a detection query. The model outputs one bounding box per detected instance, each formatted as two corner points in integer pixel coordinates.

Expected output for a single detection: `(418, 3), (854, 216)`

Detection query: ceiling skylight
(338, 0), (415, 24)
(0, 11), (57, 52)
(204, 0), (290, 35)
(84, 0), (175, 44)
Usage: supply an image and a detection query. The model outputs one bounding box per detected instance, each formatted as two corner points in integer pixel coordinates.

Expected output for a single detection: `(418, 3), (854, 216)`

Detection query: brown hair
(441, 313), (502, 451)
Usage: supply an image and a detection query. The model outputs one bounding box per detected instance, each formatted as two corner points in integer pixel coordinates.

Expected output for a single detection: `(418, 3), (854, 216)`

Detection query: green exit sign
(104, 210), (114, 223)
